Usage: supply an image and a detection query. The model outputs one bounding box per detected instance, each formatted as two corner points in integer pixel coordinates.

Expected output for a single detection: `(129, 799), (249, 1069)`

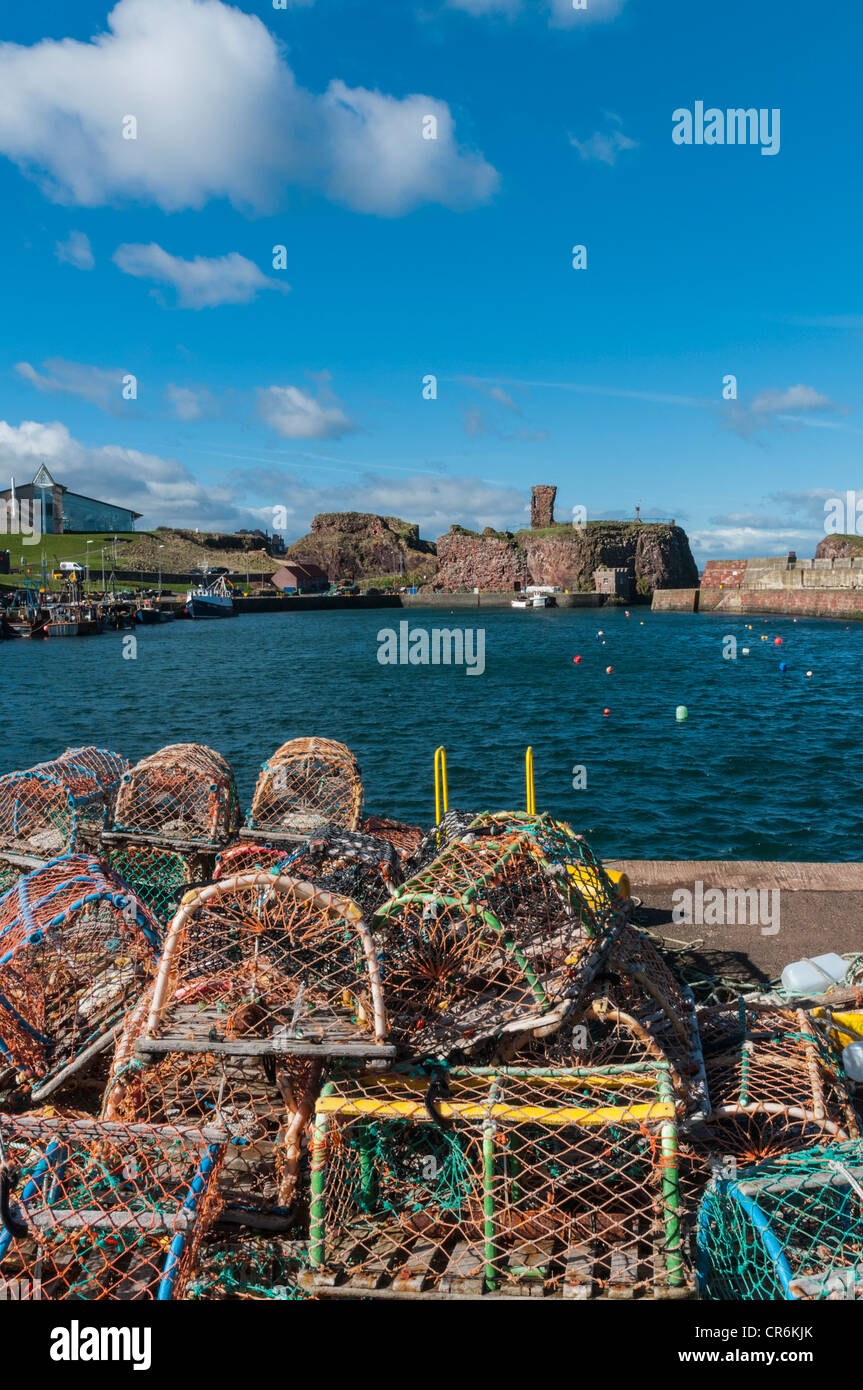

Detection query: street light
(158, 544), (164, 598)
(86, 540), (93, 591)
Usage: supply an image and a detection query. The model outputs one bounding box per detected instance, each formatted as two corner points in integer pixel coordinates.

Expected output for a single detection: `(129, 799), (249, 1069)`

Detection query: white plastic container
(780, 953), (847, 995)
(842, 1042), (863, 1085)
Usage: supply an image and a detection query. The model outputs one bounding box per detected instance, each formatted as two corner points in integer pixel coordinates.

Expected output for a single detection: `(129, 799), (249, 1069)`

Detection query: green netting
(106, 843), (205, 925)
(696, 1141), (863, 1300)
(185, 1238), (312, 1301)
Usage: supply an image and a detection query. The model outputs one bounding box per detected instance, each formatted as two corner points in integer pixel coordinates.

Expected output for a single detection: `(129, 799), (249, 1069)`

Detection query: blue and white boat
(185, 574), (235, 619)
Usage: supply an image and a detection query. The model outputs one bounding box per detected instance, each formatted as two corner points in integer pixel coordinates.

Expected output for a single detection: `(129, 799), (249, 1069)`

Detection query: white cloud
(0, 0), (497, 216)
(721, 384), (836, 438)
(0, 418), (252, 530)
(569, 113), (637, 165)
(14, 359), (129, 414)
(165, 383), (217, 420)
(690, 526), (817, 559)
(112, 243), (288, 309)
(234, 467), (528, 540)
(447, 0), (627, 24)
(547, 0), (627, 24)
(446, 0), (521, 15)
(54, 230), (94, 270)
(256, 384), (357, 440)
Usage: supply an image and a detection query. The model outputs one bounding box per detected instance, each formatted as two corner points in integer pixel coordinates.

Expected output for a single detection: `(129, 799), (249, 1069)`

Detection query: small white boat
(511, 590), (556, 609)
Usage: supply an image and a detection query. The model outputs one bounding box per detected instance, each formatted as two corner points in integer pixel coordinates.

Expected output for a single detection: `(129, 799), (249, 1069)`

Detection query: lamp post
(86, 540), (93, 591)
(158, 544), (164, 598)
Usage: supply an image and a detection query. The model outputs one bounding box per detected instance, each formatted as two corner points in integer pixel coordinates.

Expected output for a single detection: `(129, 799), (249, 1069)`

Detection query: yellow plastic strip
(316, 1098), (676, 1126)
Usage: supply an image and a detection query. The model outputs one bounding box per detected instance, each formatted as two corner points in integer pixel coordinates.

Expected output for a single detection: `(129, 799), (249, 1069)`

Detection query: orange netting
(0, 747), (128, 859)
(0, 855), (161, 1099)
(0, 1110), (224, 1299)
(110, 744), (240, 847)
(246, 738), (362, 839)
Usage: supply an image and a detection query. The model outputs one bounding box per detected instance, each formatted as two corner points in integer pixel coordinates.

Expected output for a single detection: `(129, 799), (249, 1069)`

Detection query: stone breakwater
(653, 554), (863, 619)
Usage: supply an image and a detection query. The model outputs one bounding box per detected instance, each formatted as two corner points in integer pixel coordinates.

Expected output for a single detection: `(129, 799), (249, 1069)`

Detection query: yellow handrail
(434, 745), (449, 823)
(525, 746), (535, 814)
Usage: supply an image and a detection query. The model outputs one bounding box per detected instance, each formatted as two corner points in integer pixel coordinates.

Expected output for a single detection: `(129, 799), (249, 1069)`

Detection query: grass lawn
(0, 531), (150, 568)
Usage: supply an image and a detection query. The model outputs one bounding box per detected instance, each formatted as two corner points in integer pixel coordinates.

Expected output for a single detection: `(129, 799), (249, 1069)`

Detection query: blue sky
(0, 0), (861, 561)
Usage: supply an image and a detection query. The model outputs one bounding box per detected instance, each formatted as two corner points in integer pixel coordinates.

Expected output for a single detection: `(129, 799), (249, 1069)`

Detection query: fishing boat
(185, 574), (235, 619)
(510, 589), (557, 609)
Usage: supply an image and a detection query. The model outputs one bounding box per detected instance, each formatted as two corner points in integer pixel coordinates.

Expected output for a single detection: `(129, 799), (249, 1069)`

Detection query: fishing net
(584, 926), (708, 1115)
(304, 1064), (685, 1299)
(373, 831), (620, 1055)
(361, 816), (424, 869)
(0, 858), (22, 897)
(213, 843), (307, 881)
(103, 873), (386, 1219)
(186, 1235), (312, 1300)
(684, 1002), (859, 1174)
(246, 738), (362, 840)
(405, 810), (483, 875)
(696, 1140), (863, 1300)
(0, 747), (128, 860)
(0, 1111), (224, 1300)
(109, 744), (240, 847)
(217, 830), (401, 923)
(105, 843), (208, 927)
(104, 744), (240, 927)
(0, 856), (161, 1103)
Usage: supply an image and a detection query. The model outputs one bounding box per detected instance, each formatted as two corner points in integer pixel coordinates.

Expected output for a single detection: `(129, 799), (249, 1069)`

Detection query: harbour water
(1, 606), (860, 860)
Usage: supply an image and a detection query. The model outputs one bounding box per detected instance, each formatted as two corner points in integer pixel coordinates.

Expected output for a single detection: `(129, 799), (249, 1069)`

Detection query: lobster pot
(106, 1043), (320, 1219)
(103, 873), (386, 1216)
(578, 926), (707, 1115)
(407, 809), (483, 873)
(361, 816), (424, 870)
(687, 1003), (860, 1169)
(106, 842), (212, 926)
(246, 738), (362, 839)
(109, 743), (240, 846)
(214, 842), (306, 880)
(470, 811), (630, 915)
(0, 856), (160, 1100)
(373, 832), (618, 1055)
(305, 1065), (685, 1299)
(216, 829), (401, 919)
(0, 747), (128, 860)
(0, 1112), (224, 1300)
(285, 828), (402, 919)
(696, 1141), (863, 1301)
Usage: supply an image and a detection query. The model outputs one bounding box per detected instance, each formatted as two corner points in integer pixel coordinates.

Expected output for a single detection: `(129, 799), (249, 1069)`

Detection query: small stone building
(594, 567), (631, 597)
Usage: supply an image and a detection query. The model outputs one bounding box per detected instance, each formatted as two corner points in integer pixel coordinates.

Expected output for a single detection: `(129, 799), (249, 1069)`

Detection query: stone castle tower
(531, 484), (557, 529)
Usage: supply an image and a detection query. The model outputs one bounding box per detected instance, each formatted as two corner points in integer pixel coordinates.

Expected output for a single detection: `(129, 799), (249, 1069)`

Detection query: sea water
(1, 606), (861, 860)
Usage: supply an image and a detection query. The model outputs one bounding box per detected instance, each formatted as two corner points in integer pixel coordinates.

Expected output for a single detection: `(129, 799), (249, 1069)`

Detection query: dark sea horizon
(1, 605), (860, 861)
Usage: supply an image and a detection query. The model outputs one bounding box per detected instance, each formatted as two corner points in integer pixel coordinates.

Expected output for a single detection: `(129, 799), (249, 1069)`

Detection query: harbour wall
(651, 556), (863, 620)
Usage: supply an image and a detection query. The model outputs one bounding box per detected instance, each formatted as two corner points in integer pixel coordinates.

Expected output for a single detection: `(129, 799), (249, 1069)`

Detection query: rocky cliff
(286, 512), (437, 583)
(815, 534), (863, 560)
(434, 521), (698, 594)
